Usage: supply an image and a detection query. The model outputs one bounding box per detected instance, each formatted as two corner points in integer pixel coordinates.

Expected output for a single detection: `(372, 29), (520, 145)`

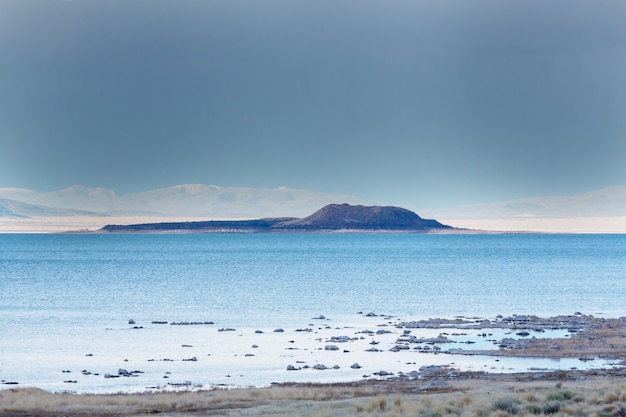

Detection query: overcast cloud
(1, 0), (625, 209)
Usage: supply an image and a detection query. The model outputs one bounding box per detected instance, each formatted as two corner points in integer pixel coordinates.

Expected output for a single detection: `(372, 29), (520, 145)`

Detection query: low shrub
(492, 397), (521, 414)
(546, 390), (578, 402)
(543, 401), (561, 414)
(525, 403), (543, 415)
(420, 412), (442, 417)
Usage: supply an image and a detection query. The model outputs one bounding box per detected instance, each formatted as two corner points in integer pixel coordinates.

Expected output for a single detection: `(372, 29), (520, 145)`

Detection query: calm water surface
(1, 233), (625, 392)
(1, 233), (625, 328)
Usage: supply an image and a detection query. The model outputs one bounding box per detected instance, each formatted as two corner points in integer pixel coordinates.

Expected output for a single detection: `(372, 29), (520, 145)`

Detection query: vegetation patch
(3, 376), (626, 416)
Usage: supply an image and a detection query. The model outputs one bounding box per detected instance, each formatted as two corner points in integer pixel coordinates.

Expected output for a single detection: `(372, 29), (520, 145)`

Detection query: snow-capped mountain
(0, 184), (374, 219)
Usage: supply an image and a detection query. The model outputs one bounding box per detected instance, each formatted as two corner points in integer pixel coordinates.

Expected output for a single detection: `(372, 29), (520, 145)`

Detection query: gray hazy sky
(1, 0), (625, 209)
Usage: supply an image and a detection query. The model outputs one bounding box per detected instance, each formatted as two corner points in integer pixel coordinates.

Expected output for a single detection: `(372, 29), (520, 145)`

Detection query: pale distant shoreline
(440, 216), (626, 234)
(2, 215), (626, 234)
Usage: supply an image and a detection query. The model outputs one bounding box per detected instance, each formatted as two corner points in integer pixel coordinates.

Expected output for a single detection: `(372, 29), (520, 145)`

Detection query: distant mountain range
(0, 185), (375, 219)
(101, 204), (452, 233)
(1, 184), (624, 225)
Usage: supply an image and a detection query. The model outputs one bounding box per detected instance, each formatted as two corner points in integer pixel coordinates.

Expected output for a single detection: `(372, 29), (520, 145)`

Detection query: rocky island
(100, 203), (453, 233)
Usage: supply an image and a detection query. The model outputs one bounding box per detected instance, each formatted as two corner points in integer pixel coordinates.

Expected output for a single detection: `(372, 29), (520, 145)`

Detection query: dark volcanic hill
(100, 204), (451, 232)
(276, 204), (449, 230)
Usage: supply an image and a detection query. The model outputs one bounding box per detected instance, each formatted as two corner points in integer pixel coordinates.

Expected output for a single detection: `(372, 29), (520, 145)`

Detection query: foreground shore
(2, 370), (626, 416)
(2, 314), (625, 416)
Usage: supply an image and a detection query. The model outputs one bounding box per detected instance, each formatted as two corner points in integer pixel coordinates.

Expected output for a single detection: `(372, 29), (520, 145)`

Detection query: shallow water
(1, 233), (625, 392)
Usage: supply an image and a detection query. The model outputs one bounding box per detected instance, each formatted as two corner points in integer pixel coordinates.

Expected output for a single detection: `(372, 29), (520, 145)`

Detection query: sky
(1, 0), (625, 210)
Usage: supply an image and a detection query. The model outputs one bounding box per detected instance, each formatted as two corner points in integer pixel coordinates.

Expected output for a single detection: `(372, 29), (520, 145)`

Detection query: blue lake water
(2, 233), (625, 326)
(1, 233), (625, 392)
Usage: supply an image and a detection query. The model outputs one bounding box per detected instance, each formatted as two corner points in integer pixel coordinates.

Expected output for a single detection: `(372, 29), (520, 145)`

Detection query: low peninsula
(100, 203), (454, 233)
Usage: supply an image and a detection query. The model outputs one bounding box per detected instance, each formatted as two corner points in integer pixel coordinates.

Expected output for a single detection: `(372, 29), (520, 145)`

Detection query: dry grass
(3, 376), (626, 416)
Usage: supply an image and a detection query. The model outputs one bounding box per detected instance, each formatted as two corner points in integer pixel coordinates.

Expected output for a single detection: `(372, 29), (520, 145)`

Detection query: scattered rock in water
(182, 357), (198, 362)
(113, 369), (144, 377)
(218, 328), (236, 332)
(151, 321), (168, 324)
(313, 364), (328, 370)
(313, 315), (327, 320)
(273, 328), (284, 333)
(419, 365), (454, 377)
(128, 319), (136, 325)
(329, 335), (356, 343)
(324, 345), (339, 351)
(373, 370), (393, 376)
(286, 364), (299, 371)
(398, 335), (454, 344)
(332, 365), (340, 369)
(172, 321), (214, 326)
(516, 331), (531, 337)
(167, 381), (193, 387)
(389, 344), (410, 352)
(350, 363), (362, 369)
(255, 330), (264, 334)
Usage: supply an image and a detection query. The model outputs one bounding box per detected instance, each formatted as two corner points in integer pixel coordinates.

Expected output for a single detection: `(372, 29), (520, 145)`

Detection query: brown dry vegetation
(3, 373), (626, 417)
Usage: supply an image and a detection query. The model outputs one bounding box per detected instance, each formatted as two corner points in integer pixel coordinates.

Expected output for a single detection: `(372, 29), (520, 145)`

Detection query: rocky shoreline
(2, 313), (625, 394)
(397, 313), (626, 360)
